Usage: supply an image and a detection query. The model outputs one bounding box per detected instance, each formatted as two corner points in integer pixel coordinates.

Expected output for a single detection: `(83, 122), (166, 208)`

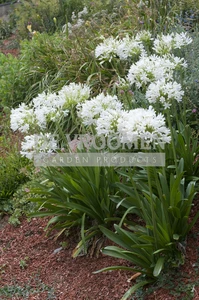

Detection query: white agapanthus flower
(95, 108), (123, 136)
(173, 32), (192, 48)
(20, 133), (58, 160)
(127, 54), (179, 88)
(117, 106), (171, 147)
(33, 91), (67, 129)
(95, 36), (121, 62)
(116, 35), (146, 60)
(153, 32), (192, 55)
(77, 93), (123, 126)
(10, 103), (37, 133)
(168, 54), (188, 68)
(135, 30), (153, 44)
(57, 82), (90, 108)
(146, 80), (184, 109)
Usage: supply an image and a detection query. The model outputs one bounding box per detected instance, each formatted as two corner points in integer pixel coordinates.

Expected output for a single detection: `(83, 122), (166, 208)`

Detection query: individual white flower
(146, 79), (184, 109)
(20, 133), (58, 160)
(10, 103), (37, 133)
(95, 36), (121, 62)
(77, 93), (123, 126)
(117, 106), (171, 147)
(127, 55), (176, 88)
(95, 108), (123, 136)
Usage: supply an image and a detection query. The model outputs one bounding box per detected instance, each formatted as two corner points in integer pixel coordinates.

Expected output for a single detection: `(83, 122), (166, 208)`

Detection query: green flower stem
(147, 167), (158, 251)
(166, 109), (177, 170)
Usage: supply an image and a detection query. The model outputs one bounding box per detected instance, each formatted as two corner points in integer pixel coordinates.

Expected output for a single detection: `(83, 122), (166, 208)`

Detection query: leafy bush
(13, 0), (84, 39)
(29, 165), (124, 256)
(8, 171), (42, 226)
(0, 0), (13, 4)
(0, 53), (31, 108)
(0, 19), (13, 40)
(0, 153), (31, 214)
(96, 159), (199, 298)
(184, 30), (199, 110)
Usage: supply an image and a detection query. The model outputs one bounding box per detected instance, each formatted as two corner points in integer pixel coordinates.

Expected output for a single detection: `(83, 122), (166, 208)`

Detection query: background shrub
(0, 153), (31, 214)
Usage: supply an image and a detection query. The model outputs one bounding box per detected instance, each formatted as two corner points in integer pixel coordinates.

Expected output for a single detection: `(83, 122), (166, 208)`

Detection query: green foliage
(0, 0), (13, 3)
(16, 31), (105, 102)
(29, 165), (123, 256)
(13, 0), (85, 39)
(0, 19), (13, 40)
(184, 30), (199, 111)
(0, 53), (31, 108)
(0, 277), (55, 299)
(134, 265), (199, 299)
(8, 174), (41, 226)
(0, 153), (31, 214)
(13, 0), (59, 39)
(96, 159), (199, 298)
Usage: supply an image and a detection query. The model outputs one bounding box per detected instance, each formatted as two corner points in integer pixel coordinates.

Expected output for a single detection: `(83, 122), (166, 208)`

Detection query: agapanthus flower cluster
(95, 36), (121, 62)
(77, 93), (123, 126)
(95, 34), (148, 62)
(20, 133), (58, 160)
(146, 80), (184, 109)
(95, 109), (122, 136)
(10, 103), (36, 133)
(95, 31), (192, 63)
(11, 83), (90, 133)
(32, 91), (65, 129)
(153, 32), (192, 55)
(135, 30), (153, 44)
(57, 82), (90, 109)
(127, 54), (185, 88)
(10, 82), (90, 159)
(117, 106), (171, 147)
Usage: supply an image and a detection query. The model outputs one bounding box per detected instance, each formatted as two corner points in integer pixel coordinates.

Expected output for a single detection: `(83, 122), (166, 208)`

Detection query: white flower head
(33, 91), (63, 129)
(135, 30), (153, 44)
(153, 32), (192, 55)
(95, 36), (121, 62)
(10, 103), (37, 133)
(116, 35), (146, 60)
(57, 82), (90, 108)
(146, 79), (184, 109)
(20, 133), (58, 160)
(174, 32), (192, 48)
(95, 108), (123, 136)
(117, 106), (171, 147)
(77, 93), (123, 126)
(127, 55), (177, 88)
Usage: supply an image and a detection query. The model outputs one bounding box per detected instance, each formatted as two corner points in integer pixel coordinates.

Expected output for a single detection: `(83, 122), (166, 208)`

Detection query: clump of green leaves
(0, 277), (55, 299)
(0, 19), (13, 40)
(0, 153), (31, 214)
(29, 165), (123, 256)
(0, 53), (31, 108)
(13, 0), (84, 39)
